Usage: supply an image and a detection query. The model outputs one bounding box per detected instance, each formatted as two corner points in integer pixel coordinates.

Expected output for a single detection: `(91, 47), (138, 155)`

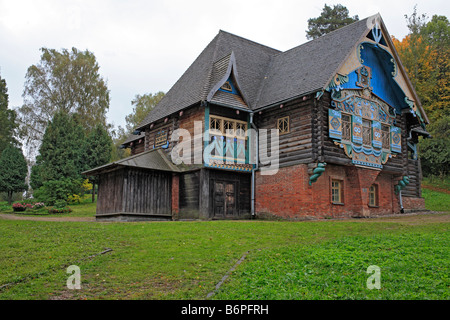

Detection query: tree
(420, 15), (450, 121)
(125, 91), (165, 133)
(306, 4), (359, 40)
(0, 74), (18, 155)
(82, 123), (113, 202)
(31, 112), (85, 204)
(419, 115), (450, 177)
(0, 145), (27, 204)
(111, 91), (165, 161)
(17, 47), (110, 161)
(393, 7), (450, 177)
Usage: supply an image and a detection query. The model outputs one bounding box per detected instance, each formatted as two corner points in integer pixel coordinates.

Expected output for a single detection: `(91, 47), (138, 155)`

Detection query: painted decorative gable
(325, 21), (415, 170)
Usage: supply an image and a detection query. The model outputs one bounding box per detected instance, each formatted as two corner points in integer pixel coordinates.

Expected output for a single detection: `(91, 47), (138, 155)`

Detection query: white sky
(0, 0), (449, 130)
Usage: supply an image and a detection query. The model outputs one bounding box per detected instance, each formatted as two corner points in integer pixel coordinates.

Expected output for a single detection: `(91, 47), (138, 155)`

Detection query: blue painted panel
(218, 77), (239, 95)
(340, 43), (408, 114)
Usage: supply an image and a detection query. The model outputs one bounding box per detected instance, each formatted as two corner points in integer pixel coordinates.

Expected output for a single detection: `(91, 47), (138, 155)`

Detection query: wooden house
(83, 14), (430, 221)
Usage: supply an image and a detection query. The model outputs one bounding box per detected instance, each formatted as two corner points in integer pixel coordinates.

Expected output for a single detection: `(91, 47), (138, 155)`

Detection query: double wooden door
(212, 180), (237, 218)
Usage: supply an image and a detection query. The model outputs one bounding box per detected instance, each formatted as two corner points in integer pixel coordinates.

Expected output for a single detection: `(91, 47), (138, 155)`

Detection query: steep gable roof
(256, 17), (371, 107)
(135, 15), (427, 131)
(136, 30), (280, 130)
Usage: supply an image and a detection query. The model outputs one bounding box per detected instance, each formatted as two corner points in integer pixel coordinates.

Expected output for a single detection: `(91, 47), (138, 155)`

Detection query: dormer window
(220, 81), (233, 92)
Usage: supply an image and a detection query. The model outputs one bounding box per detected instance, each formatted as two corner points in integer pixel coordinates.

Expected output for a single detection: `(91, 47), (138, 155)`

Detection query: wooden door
(213, 181), (237, 218)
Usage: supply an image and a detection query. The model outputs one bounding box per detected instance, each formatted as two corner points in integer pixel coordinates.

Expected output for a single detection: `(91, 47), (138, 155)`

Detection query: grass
(422, 189), (450, 212)
(0, 180), (448, 300)
(0, 214), (448, 300)
(0, 195), (97, 217)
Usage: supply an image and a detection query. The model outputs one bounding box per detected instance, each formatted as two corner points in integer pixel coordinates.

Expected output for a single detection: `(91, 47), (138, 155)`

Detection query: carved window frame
(277, 116), (289, 135)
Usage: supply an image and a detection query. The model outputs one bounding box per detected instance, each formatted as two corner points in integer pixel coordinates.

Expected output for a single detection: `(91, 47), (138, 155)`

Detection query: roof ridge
(274, 17), (370, 58)
(201, 31), (223, 101)
(218, 29), (281, 54)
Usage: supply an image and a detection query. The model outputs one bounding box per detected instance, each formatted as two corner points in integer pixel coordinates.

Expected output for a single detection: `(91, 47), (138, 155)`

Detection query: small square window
(331, 180), (343, 204)
(277, 116), (289, 134)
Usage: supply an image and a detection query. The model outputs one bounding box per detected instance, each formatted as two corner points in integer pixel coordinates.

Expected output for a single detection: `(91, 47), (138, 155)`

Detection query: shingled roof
(135, 16), (388, 130)
(82, 148), (180, 176)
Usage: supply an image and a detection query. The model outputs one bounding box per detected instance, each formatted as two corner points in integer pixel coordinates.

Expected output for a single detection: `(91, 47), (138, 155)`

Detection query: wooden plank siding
(179, 170), (201, 219)
(96, 167), (172, 220)
(96, 169), (125, 215)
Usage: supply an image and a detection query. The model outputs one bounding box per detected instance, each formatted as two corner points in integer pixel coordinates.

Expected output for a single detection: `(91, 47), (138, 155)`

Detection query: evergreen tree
(306, 4), (359, 40)
(0, 145), (27, 204)
(0, 74), (18, 155)
(31, 112), (85, 204)
(83, 123), (113, 202)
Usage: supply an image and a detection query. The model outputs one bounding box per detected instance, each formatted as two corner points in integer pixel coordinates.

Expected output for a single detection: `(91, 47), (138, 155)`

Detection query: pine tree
(306, 4), (359, 40)
(0, 74), (18, 155)
(0, 145), (27, 204)
(31, 112), (85, 204)
(83, 123), (113, 202)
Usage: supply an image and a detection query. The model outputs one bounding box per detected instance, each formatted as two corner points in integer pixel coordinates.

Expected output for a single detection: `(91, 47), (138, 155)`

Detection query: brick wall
(255, 163), (402, 219)
(402, 196), (426, 211)
(171, 174), (179, 218)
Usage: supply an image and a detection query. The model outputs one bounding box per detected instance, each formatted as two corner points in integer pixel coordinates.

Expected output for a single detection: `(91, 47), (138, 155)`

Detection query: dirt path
(0, 214), (95, 222)
(0, 211), (448, 223)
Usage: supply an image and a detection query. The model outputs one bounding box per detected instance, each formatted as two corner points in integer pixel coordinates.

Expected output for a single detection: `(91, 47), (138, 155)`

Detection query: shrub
(67, 194), (81, 204)
(12, 202), (26, 212)
(47, 206), (72, 214)
(34, 178), (83, 206)
(11, 201), (47, 212)
(33, 202), (45, 209)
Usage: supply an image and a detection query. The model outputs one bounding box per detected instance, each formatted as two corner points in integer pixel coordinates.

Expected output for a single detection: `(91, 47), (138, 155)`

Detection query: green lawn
(0, 195), (97, 217)
(0, 186), (448, 300)
(0, 214), (448, 300)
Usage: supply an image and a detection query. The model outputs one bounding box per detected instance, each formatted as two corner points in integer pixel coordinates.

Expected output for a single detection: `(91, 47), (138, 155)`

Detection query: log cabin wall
(177, 104), (205, 165)
(130, 139), (145, 155)
(254, 95), (315, 169)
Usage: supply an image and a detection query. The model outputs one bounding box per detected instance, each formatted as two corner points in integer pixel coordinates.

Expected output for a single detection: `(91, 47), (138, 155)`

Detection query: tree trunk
(92, 181), (95, 203)
(7, 191), (13, 205)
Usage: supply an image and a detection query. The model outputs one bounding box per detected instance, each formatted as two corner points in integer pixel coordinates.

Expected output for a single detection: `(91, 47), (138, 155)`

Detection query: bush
(33, 178), (83, 206)
(11, 201), (46, 212)
(12, 202), (27, 212)
(47, 206), (72, 214)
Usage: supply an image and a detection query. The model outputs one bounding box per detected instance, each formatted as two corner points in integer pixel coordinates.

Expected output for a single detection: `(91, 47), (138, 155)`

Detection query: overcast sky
(1, 0), (448, 131)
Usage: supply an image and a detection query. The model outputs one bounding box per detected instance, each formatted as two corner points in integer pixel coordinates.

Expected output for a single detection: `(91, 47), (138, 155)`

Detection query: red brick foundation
(402, 196), (426, 211)
(255, 163), (401, 219)
(171, 174), (179, 217)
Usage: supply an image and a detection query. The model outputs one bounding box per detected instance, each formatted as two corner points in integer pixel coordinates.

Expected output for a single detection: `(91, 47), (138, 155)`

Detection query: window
(220, 81), (233, 92)
(331, 180), (343, 204)
(208, 115), (247, 161)
(154, 129), (168, 148)
(369, 184), (378, 206)
(223, 119), (234, 136)
(362, 119), (371, 146)
(381, 125), (390, 149)
(277, 116), (289, 134)
(342, 114), (351, 140)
